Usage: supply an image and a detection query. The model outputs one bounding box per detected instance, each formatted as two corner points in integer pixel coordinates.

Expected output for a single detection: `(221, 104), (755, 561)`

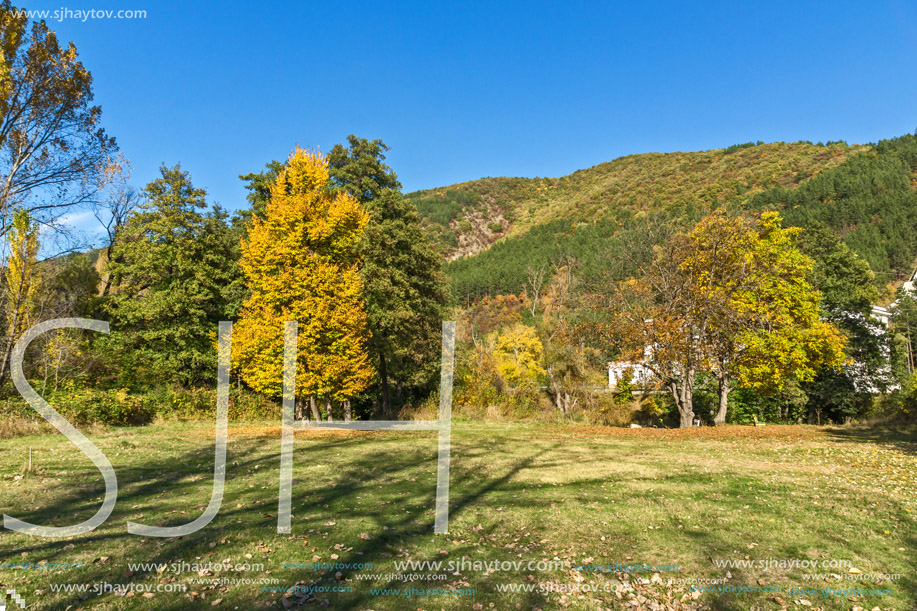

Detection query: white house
(608, 360), (654, 389)
(903, 268), (917, 296)
(870, 268), (916, 328)
(608, 345), (656, 389)
(871, 305), (892, 326)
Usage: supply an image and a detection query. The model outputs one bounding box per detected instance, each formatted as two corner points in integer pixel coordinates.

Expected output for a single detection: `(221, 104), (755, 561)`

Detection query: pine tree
(103, 165), (237, 387)
(232, 148), (373, 419)
(328, 136), (449, 415)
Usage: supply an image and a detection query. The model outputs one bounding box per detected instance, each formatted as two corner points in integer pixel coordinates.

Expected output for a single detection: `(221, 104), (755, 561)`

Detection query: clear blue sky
(33, 0), (917, 213)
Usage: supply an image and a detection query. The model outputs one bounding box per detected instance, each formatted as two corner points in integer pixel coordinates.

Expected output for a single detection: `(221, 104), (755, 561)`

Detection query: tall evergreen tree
(798, 224), (891, 421)
(103, 165), (238, 387)
(327, 136), (449, 415)
(238, 160), (285, 221)
(328, 136), (402, 202)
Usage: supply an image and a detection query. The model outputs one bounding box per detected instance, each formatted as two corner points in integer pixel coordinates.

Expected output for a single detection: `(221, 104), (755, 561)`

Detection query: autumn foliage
(232, 148), (373, 415)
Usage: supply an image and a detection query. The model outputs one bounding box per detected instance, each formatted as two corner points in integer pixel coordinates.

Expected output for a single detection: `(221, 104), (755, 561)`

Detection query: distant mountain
(407, 135), (917, 302)
(407, 140), (863, 260)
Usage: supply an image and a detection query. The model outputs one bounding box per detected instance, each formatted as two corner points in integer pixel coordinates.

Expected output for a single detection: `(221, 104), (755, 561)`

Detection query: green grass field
(0, 421), (914, 610)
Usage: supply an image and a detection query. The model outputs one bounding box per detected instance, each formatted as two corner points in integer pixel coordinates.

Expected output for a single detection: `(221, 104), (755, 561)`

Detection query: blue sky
(31, 0), (917, 216)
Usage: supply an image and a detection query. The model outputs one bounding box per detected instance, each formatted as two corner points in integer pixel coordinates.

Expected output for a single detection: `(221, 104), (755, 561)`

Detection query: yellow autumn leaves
(4, 209), (40, 343)
(492, 324), (545, 387)
(231, 148), (373, 407)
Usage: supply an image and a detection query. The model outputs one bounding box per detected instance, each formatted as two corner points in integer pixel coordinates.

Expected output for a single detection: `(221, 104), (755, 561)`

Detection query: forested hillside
(426, 135), (917, 302)
(751, 134), (917, 288)
(408, 140), (862, 260)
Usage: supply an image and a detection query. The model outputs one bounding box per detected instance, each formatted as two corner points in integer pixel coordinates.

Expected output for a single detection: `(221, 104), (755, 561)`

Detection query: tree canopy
(326, 135), (449, 415)
(102, 165), (238, 387)
(232, 148), (373, 417)
(0, 1), (117, 237)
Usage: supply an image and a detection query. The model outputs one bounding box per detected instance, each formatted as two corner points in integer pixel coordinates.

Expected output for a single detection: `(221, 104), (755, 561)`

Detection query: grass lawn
(0, 420), (914, 610)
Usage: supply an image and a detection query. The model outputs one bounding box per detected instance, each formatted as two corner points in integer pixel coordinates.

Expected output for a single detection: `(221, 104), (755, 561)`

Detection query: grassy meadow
(0, 421), (914, 610)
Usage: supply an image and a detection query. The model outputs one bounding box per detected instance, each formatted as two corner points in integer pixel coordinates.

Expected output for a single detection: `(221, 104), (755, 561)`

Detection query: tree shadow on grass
(822, 424), (917, 456)
(0, 431), (562, 610)
(613, 467), (917, 611)
(10, 423), (913, 610)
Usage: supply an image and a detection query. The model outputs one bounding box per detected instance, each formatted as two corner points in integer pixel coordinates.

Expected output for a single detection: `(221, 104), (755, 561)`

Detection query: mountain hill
(407, 135), (917, 302)
(407, 141), (863, 260)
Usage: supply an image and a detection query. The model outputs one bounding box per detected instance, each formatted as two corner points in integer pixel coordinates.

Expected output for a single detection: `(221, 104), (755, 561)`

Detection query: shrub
(876, 374), (917, 423)
(0, 416), (47, 439)
(2, 386), (155, 426)
(153, 386), (279, 421)
(0, 383), (279, 430)
(613, 369), (635, 404)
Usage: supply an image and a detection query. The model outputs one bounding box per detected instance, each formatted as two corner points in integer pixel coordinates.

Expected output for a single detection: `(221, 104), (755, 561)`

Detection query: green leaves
(103, 165), (238, 387)
(327, 135), (401, 206)
(329, 136), (449, 410)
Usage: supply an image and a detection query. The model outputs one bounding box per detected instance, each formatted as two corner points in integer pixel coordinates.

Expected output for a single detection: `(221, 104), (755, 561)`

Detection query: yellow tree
(613, 211), (846, 427)
(0, 208), (40, 386)
(679, 211), (846, 425)
(232, 148), (373, 420)
(0, 2), (117, 236)
(492, 323), (545, 389)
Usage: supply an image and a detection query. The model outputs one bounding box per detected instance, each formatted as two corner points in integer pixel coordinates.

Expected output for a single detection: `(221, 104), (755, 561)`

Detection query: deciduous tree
(693, 212), (847, 425)
(613, 211), (846, 427)
(232, 148), (373, 419)
(492, 323), (544, 389)
(0, 208), (39, 385)
(0, 2), (117, 237)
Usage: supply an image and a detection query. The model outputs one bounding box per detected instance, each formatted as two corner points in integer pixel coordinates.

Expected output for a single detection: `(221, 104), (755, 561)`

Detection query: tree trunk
(551, 386), (576, 416)
(100, 244), (116, 297)
(326, 400), (333, 421)
(379, 352), (391, 417)
(671, 370), (695, 428)
(309, 395), (320, 420)
(907, 329), (914, 374)
(344, 400), (352, 422)
(551, 380), (565, 414)
(565, 392), (577, 414)
(294, 398), (305, 420)
(0, 251), (32, 389)
(714, 376), (730, 426)
(0, 308), (21, 387)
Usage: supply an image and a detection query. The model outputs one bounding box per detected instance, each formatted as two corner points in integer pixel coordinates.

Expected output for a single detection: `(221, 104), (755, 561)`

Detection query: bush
(2, 386), (155, 426)
(0, 383), (279, 429)
(0, 416), (48, 439)
(586, 392), (673, 426)
(151, 386), (279, 421)
(612, 369), (635, 404)
(876, 374), (917, 423)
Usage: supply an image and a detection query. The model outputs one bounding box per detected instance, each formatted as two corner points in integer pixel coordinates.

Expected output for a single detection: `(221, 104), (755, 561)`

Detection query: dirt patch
(449, 199), (507, 260)
(187, 425), (376, 440)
